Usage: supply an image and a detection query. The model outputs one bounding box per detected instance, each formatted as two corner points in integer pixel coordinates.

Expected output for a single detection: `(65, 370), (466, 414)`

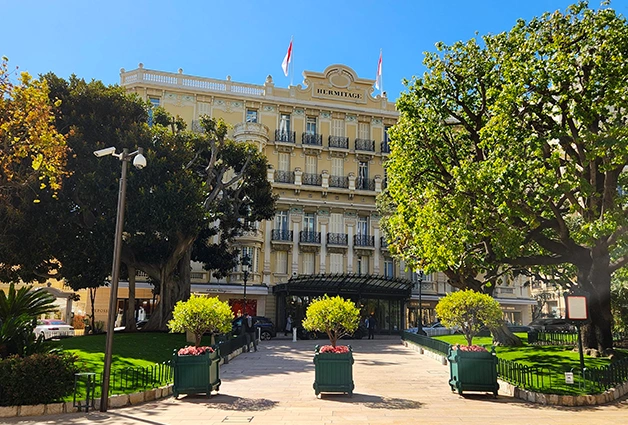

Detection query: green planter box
(447, 346), (499, 396)
(172, 348), (221, 398)
(313, 345), (354, 396)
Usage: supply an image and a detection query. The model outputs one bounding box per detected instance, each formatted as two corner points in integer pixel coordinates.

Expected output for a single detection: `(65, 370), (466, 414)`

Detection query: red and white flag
(374, 50), (383, 91)
(282, 38), (293, 77)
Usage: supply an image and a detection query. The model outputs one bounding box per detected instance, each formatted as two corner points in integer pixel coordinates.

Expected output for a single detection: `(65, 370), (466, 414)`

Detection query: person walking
(367, 313), (377, 340)
(284, 314), (293, 336)
(244, 313), (258, 352)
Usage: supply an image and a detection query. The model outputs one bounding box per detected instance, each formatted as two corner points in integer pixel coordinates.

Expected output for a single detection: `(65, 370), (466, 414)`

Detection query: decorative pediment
(301, 65), (377, 105)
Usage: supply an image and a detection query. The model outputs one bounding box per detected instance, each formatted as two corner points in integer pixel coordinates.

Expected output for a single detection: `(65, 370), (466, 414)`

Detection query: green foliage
(0, 283), (57, 358)
(168, 295), (233, 346)
(0, 352), (77, 406)
(435, 290), (503, 346)
(611, 269), (628, 334)
(302, 295), (360, 347)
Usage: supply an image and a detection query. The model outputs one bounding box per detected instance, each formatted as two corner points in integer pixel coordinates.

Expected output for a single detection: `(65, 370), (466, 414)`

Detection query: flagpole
(289, 36), (294, 87)
(379, 48), (384, 95)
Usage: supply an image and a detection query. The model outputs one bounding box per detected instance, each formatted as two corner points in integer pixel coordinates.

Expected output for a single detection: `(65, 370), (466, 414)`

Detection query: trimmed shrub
(0, 353), (77, 406)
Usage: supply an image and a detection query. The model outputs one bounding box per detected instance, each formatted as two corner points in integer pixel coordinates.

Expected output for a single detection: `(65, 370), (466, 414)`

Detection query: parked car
(232, 316), (277, 340)
(527, 318), (575, 332)
(34, 319), (75, 340)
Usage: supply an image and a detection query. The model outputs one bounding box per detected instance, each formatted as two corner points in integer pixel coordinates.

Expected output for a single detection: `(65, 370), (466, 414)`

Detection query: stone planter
(172, 348), (221, 398)
(447, 345), (499, 396)
(313, 345), (354, 397)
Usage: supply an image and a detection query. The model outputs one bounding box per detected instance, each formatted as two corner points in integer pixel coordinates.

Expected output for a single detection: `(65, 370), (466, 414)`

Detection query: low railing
(402, 331), (450, 355)
(530, 331), (578, 346)
(381, 141), (390, 153)
(300, 231), (321, 244)
(585, 357), (628, 392)
(302, 133), (322, 146)
(328, 135), (349, 149)
(327, 233), (348, 245)
(356, 177), (375, 191)
(329, 175), (349, 188)
(380, 237), (389, 249)
(271, 229), (293, 241)
(354, 234), (375, 247)
(497, 358), (551, 391)
(274, 170), (295, 183)
(355, 138), (375, 152)
(302, 173), (322, 186)
(275, 130), (296, 143)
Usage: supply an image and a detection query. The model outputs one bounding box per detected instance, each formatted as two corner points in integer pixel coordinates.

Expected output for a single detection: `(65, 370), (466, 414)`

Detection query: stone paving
(3, 336), (628, 425)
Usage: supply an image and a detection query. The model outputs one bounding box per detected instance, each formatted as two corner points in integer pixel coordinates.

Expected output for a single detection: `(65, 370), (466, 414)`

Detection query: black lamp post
(416, 270), (426, 335)
(242, 254), (251, 315)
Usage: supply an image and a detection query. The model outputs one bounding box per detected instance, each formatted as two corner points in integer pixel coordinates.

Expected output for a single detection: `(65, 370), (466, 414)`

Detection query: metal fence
(402, 331), (451, 355)
(530, 331), (579, 346)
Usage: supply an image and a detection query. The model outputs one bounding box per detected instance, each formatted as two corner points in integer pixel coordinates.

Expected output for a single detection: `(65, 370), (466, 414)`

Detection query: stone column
(346, 218), (355, 273)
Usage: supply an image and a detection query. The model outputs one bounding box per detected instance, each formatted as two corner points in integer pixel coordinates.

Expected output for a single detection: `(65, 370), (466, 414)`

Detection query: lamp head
(93, 147), (116, 158)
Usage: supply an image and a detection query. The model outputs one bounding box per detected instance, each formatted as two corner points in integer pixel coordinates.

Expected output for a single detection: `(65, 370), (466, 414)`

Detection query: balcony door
(357, 216), (369, 236)
(275, 211), (289, 232)
(304, 213), (316, 233)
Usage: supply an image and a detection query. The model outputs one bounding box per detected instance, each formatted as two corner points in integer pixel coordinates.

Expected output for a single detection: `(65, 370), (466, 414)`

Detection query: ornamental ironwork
(302, 173), (322, 186)
(329, 175), (349, 188)
(275, 170), (295, 183)
(275, 129), (296, 143)
(355, 138), (375, 152)
(328, 135), (349, 149)
(271, 229), (293, 241)
(381, 141), (390, 153)
(327, 233), (348, 245)
(302, 133), (322, 146)
(300, 231), (321, 244)
(356, 177), (375, 191)
(354, 234), (375, 247)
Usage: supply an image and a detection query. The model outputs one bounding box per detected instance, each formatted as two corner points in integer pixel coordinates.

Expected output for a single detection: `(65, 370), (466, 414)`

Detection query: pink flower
(453, 344), (488, 352)
(320, 345), (350, 354)
(177, 345), (215, 356)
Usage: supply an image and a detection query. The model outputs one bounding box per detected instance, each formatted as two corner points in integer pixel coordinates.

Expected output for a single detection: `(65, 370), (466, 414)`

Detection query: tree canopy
(382, 1), (628, 351)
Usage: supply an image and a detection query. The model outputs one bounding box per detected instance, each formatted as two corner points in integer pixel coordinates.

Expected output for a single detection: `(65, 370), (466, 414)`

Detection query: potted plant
(434, 289), (502, 396)
(168, 295), (233, 398)
(302, 295), (360, 397)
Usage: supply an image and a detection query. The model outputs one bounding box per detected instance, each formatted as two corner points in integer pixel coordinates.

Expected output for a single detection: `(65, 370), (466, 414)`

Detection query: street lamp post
(416, 270), (426, 335)
(94, 147), (146, 412)
(241, 254), (250, 315)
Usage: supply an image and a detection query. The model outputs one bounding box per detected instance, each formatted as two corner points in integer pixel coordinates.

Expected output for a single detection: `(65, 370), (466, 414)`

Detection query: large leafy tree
(383, 1), (628, 352)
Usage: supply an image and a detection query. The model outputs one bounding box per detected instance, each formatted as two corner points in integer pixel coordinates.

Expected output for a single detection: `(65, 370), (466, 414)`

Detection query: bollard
(293, 327), (297, 342)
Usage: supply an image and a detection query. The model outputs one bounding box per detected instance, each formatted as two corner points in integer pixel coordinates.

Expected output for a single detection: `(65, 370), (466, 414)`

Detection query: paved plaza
(4, 336), (628, 425)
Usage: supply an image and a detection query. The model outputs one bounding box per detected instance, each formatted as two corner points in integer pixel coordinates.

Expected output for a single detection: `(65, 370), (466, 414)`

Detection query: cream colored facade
(80, 63), (535, 329)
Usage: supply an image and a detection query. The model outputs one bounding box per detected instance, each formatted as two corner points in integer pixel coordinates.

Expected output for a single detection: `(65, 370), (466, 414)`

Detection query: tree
(302, 295), (360, 347)
(435, 290), (503, 347)
(167, 295), (233, 347)
(383, 1), (628, 352)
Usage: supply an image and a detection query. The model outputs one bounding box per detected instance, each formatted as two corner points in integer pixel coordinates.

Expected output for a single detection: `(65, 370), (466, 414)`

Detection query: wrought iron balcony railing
(327, 233), (348, 246)
(381, 141), (390, 154)
(356, 177), (375, 191)
(299, 231), (321, 244)
(274, 170), (295, 183)
(328, 135), (349, 149)
(355, 138), (375, 152)
(354, 234), (375, 247)
(380, 237), (389, 249)
(271, 229), (293, 241)
(302, 173), (322, 186)
(275, 129), (296, 143)
(302, 133), (322, 146)
(329, 175), (349, 188)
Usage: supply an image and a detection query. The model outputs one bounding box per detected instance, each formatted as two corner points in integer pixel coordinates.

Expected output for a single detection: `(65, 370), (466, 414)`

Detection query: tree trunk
(491, 324), (523, 347)
(124, 266), (137, 332)
(579, 253), (614, 352)
(142, 261), (192, 331)
(89, 287), (97, 334)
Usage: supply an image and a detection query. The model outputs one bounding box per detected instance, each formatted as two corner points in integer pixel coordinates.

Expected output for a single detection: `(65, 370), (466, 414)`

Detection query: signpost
(564, 292), (589, 374)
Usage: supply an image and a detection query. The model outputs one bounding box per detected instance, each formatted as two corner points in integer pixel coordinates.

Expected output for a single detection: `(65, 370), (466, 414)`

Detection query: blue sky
(3, 1), (622, 101)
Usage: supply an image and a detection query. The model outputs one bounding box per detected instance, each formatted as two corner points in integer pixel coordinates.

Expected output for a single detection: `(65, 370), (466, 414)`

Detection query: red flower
(177, 345), (215, 356)
(320, 345), (350, 354)
(453, 344), (488, 352)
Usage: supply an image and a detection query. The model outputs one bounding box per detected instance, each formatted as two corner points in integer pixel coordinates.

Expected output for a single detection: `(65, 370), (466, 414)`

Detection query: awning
(272, 273), (413, 300)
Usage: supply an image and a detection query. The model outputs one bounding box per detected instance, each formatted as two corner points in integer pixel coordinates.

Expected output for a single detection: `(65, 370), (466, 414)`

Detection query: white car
(34, 319), (75, 340)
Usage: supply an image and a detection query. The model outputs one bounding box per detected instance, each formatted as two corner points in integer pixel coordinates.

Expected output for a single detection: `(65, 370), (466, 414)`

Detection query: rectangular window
(240, 246), (255, 272)
(384, 126), (391, 143)
(303, 213), (316, 233)
(358, 161), (369, 189)
(246, 109), (258, 123)
(276, 251), (288, 274)
(302, 252), (315, 274)
(330, 253), (343, 274)
(306, 117), (317, 135)
(332, 118), (345, 137)
(278, 152), (290, 172)
(329, 213), (344, 234)
(357, 216), (369, 236)
(148, 97), (161, 126)
(357, 256), (368, 275)
(280, 114), (291, 133)
(274, 211), (289, 231)
(358, 122), (370, 140)
(305, 155), (317, 175)
(331, 158), (344, 176)
(384, 258), (394, 278)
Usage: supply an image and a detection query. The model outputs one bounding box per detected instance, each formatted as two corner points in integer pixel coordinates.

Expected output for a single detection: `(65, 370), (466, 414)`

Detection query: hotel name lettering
(315, 88), (364, 100)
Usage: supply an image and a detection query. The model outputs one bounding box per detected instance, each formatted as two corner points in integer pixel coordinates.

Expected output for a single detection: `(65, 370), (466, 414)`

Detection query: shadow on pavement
(178, 394), (278, 411)
(319, 393), (423, 410)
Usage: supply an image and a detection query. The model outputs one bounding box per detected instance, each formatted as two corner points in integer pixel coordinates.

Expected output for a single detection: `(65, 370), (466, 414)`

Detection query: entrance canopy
(273, 273), (413, 300)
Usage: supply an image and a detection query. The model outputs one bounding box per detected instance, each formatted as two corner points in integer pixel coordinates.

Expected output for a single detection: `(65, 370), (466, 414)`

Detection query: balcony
(299, 231), (321, 244)
(355, 138), (375, 152)
(274, 170), (295, 183)
(327, 233), (348, 246)
(271, 229), (293, 242)
(275, 129), (296, 143)
(302, 173), (322, 186)
(381, 141), (390, 154)
(356, 177), (375, 191)
(329, 175), (349, 188)
(302, 133), (322, 146)
(380, 237), (389, 250)
(328, 135), (349, 149)
(354, 234), (375, 248)
(233, 122), (269, 141)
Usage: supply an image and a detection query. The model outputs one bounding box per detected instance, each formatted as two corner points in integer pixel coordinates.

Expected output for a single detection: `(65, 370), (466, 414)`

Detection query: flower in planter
(168, 295), (233, 347)
(435, 289), (502, 347)
(319, 345), (350, 354)
(453, 344), (488, 352)
(177, 345), (215, 356)
(302, 295), (360, 348)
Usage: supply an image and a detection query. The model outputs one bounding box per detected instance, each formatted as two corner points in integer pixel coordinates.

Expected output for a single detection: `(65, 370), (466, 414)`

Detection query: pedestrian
(244, 313), (258, 352)
(284, 314), (293, 336)
(367, 313), (377, 340)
